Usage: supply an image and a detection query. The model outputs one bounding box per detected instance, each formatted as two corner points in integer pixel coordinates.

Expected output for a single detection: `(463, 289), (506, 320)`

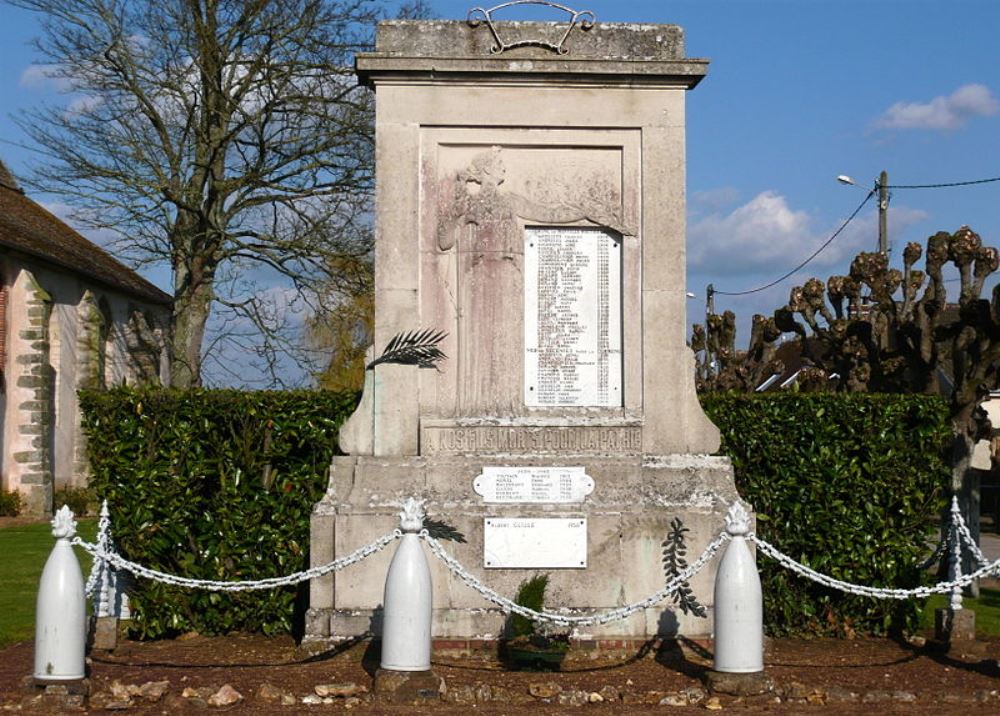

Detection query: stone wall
(1, 258), (171, 513)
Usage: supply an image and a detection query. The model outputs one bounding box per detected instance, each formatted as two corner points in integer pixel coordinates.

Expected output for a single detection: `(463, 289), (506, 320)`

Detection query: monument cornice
(356, 56), (708, 89)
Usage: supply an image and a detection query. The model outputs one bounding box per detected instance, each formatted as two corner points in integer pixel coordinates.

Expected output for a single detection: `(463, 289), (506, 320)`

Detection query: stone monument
(307, 13), (743, 643)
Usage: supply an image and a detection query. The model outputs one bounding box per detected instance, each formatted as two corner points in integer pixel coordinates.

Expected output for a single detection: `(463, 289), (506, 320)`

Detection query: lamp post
(837, 171), (889, 255)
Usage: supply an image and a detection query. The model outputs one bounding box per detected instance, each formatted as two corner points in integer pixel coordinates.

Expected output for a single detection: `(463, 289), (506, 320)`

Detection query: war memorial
(306, 14), (745, 643)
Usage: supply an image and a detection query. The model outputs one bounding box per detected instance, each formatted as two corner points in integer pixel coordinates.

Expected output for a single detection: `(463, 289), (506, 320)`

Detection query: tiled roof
(0, 178), (171, 306)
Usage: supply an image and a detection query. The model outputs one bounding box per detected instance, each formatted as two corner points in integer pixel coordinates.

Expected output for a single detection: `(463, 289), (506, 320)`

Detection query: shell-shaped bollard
(713, 503), (763, 673)
(380, 499), (432, 671)
(34, 506), (87, 682)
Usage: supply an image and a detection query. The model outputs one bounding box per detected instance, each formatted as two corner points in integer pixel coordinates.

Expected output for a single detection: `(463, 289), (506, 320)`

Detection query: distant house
(0, 160), (172, 515)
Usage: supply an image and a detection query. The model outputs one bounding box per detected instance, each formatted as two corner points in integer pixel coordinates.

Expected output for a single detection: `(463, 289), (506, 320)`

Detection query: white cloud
(19, 64), (74, 92)
(688, 191), (928, 278)
(688, 191), (813, 273)
(873, 83), (999, 131)
(690, 186), (740, 214)
(64, 94), (105, 117)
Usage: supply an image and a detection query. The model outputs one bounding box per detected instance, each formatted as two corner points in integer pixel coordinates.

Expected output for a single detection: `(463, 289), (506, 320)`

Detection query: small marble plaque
(473, 466), (594, 503)
(483, 518), (587, 569)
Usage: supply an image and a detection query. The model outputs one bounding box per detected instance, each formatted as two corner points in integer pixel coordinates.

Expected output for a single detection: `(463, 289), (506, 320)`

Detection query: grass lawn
(0, 519), (97, 648)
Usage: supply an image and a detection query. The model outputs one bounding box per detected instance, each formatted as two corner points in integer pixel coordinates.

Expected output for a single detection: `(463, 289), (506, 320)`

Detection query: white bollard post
(949, 496), (964, 613)
(34, 506), (86, 683)
(713, 502), (763, 673)
(380, 498), (432, 671)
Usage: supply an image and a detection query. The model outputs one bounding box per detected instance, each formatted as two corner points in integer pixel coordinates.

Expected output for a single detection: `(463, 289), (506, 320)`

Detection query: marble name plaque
(483, 518), (587, 569)
(473, 466), (594, 504)
(524, 226), (623, 407)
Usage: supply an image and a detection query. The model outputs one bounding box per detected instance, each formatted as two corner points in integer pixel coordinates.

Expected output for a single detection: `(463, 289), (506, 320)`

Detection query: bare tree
(10, 0), (395, 386)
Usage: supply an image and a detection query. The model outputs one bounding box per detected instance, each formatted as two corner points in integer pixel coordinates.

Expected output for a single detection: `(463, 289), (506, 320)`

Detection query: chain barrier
(68, 494), (998, 623)
(420, 530), (731, 627)
(72, 530), (401, 593)
(749, 533), (1000, 599)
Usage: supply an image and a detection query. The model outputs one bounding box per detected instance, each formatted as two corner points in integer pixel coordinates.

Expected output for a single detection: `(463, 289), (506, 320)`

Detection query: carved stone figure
(437, 146), (626, 416)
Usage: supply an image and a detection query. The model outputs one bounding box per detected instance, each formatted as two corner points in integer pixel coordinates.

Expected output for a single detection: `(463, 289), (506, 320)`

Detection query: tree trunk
(170, 259), (215, 388)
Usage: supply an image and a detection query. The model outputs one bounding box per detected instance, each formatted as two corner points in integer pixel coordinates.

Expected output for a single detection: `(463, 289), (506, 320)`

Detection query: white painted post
(949, 496), (964, 613)
(380, 498), (432, 671)
(34, 506), (86, 682)
(713, 502), (763, 673)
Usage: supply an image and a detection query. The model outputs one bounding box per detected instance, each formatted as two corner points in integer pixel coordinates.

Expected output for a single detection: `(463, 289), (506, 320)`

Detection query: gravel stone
(528, 681), (561, 699)
(207, 684), (242, 708)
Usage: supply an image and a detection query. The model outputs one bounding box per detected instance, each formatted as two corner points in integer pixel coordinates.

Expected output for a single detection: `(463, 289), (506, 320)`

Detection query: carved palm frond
(366, 328), (448, 370)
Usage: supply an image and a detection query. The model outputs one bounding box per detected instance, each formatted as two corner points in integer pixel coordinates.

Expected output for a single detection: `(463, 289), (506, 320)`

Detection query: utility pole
(877, 170), (889, 256)
(705, 284), (715, 380)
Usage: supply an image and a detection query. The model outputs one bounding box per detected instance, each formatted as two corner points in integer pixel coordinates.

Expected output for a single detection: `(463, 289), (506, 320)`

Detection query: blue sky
(2, 0), (999, 382)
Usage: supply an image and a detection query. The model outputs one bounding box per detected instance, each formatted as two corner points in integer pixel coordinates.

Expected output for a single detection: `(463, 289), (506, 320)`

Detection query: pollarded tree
(9, 0), (407, 386)
(701, 227), (999, 566)
(692, 311), (784, 392)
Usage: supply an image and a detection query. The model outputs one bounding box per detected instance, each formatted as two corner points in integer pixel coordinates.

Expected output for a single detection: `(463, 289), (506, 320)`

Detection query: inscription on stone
(421, 425), (642, 455)
(483, 518), (587, 569)
(474, 466), (594, 504)
(524, 227), (622, 407)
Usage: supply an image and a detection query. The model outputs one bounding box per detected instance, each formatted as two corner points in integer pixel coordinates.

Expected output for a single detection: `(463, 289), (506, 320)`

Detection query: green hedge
(702, 393), (951, 637)
(83, 389), (950, 639)
(80, 388), (358, 638)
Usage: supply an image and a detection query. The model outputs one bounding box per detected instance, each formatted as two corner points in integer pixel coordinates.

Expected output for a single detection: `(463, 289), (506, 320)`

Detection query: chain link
(83, 502), (112, 600)
(749, 534), (1000, 598)
(65, 494), (1000, 619)
(420, 530), (731, 627)
(953, 508), (991, 568)
(72, 530), (401, 592)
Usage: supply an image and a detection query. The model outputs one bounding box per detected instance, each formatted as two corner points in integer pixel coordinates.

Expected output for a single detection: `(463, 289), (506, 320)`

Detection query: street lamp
(837, 171), (890, 255)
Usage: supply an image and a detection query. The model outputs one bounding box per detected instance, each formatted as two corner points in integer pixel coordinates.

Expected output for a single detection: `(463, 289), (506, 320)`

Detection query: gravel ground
(1, 633), (998, 714)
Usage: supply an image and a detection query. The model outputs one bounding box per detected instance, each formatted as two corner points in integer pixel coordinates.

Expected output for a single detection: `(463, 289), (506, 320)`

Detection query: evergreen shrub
(0, 489), (22, 516)
(80, 387), (358, 638)
(702, 392), (951, 636)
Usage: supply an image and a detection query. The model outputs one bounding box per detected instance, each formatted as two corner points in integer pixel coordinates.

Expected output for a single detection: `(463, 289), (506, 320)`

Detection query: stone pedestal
(308, 453), (738, 640)
(307, 19), (743, 644)
(934, 607), (976, 643)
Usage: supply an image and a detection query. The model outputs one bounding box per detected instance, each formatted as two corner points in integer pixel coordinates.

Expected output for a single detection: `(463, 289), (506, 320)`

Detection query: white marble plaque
(473, 466), (594, 503)
(524, 227), (622, 407)
(483, 518), (587, 569)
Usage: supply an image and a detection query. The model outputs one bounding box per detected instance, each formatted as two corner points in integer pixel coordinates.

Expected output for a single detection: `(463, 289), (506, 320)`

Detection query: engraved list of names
(524, 227), (622, 406)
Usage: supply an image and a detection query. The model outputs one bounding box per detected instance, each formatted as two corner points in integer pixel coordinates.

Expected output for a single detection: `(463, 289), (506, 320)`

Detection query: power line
(888, 176), (1000, 189)
(713, 190), (875, 297)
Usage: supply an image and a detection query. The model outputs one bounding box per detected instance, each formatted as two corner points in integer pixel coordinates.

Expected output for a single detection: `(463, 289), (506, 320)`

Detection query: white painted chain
(749, 533), (1000, 598)
(953, 507), (992, 568)
(72, 530), (401, 592)
(83, 502), (112, 599)
(420, 530), (731, 627)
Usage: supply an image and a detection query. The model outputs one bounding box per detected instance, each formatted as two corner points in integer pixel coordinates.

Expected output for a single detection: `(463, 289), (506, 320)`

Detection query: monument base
(306, 453), (743, 643)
